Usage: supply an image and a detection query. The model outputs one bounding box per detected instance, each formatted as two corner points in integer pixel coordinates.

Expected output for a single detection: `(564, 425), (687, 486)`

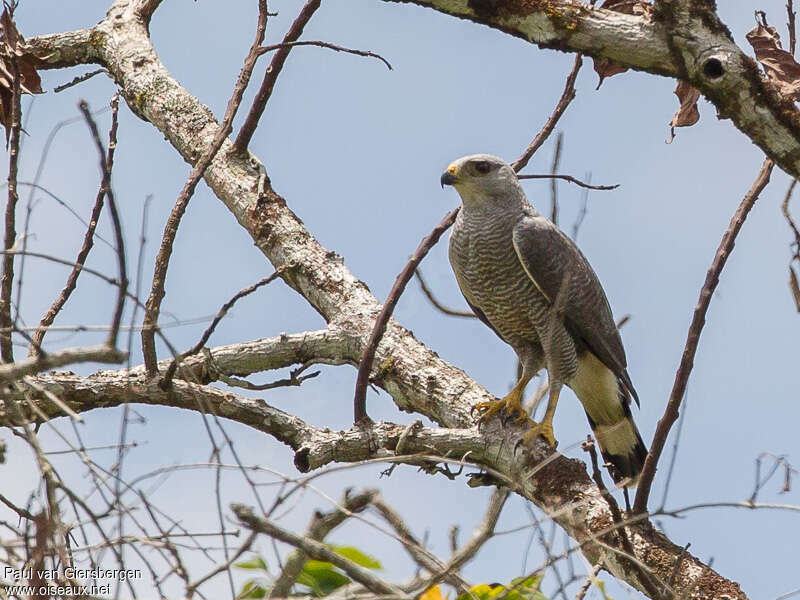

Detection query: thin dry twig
(270, 489), (378, 597)
(371, 496), (470, 594)
(413, 268), (475, 318)
(353, 208), (460, 423)
(233, 504), (404, 597)
(571, 173), (590, 241)
(141, 0), (270, 375)
(634, 158), (774, 514)
(582, 438), (666, 600)
(30, 94), (120, 354)
(162, 267), (287, 387)
(216, 364), (320, 392)
(516, 173), (618, 191)
(234, 0), (322, 153)
(781, 179), (800, 311)
(512, 53), (582, 173)
(788, 0), (797, 56)
(257, 40), (392, 70)
(550, 132), (563, 224)
(0, 30), (22, 363)
(78, 99), (127, 349)
(574, 563), (602, 600)
(54, 68), (106, 93)
(186, 531), (257, 595)
(412, 488), (508, 594)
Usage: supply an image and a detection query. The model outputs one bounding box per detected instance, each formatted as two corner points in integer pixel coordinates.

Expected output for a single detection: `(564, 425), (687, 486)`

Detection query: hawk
(441, 154), (648, 485)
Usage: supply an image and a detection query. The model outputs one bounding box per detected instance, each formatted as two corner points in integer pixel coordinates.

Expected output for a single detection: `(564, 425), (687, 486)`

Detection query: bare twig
(788, 0), (797, 56)
(516, 173), (618, 191)
(270, 489), (378, 597)
(658, 383), (689, 511)
(413, 488), (508, 594)
(141, 0), (270, 375)
(0, 36), (22, 363)
(781, 179), (800, 311)
(53, 68), (106, 93)
(0, 345), (126, 383)
(667, 543), (691, 592)
(78, 99), (127, 349)
(371, 496), (470, 594)
(413, 269), (475, 318)
(353, 208), (459, 423)
(234, 0), (322, 153)
(216, 365), (320, 392)
(162, 268), (287, 387)
(257, 40), (392, 70)
(574, 563), (602, 600)
(186, 531), (257, 595)
(582, 438), (666, 600)
(233, 504), (404, 597)
(634, 158), (774, 514)
(571, 173), (590, 241)
(512, 54), (582, 173)
(550, 133), (563, 224)
(30, 94), (120, 354)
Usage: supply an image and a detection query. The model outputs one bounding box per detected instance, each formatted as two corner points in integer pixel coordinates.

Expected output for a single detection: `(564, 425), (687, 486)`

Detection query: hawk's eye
(474, 161), (492, 174)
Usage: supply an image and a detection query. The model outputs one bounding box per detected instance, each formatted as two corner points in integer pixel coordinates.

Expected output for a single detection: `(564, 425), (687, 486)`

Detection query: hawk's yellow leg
(519, 383), (560, 447)
(473, 374), (532, 426)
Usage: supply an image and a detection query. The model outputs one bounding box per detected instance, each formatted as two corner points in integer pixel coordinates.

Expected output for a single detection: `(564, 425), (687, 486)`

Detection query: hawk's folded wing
(511, 214), (639, 405)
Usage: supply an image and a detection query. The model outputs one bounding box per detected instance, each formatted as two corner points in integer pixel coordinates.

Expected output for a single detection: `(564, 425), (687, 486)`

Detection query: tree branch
(233, 504), (405, 597)
(269, 489), (379, 598)
(634, 158), (774, 514)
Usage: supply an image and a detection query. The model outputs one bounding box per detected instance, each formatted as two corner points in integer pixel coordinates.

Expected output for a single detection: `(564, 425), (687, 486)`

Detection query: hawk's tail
(586, 397), (648, 487)
(570, 353), (648, 487)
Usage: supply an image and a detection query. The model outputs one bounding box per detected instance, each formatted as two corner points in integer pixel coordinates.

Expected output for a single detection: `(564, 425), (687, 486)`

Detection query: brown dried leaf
(592, 0), (653, 87)
(746, 19), (800, 100)
(667, 80), (701, 142)
(0, 10), (22, 56)
(0, 8), (42, 141)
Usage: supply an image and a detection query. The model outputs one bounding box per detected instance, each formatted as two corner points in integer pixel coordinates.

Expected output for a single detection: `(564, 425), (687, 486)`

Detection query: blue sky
(6, 1), (800, 598)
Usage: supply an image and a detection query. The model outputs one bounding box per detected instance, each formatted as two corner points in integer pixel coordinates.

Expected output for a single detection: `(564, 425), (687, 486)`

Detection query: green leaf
(235, 556), (268, 572)
(456, 583), (497, 600)
(509, 575), (546, 599)
(296, 560), (351, 596)
(331, 546), (382, 570)
(456, 576), (545, 600)
(237, 579), (268, 599)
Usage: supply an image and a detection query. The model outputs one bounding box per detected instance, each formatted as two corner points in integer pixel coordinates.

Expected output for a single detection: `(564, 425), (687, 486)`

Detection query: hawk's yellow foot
(519, 418), (556, 448)
(473, 381), (531, 427)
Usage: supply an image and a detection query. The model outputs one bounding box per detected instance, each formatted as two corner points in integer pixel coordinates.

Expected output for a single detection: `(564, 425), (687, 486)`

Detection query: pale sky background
(4, 1), (800, 598)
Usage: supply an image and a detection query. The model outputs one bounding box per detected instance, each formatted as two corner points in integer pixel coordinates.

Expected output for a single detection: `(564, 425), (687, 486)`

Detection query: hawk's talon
(499, 405), (529, 427)
(473, 394), (529, 428)
(518, 420), (557, 450)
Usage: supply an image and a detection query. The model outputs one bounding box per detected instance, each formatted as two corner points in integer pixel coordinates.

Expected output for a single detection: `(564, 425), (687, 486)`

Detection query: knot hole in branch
(702, 57), (725, 80)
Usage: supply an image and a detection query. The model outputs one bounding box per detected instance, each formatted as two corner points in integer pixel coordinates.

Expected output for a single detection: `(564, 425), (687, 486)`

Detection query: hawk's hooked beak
(440, 164), (458, 188)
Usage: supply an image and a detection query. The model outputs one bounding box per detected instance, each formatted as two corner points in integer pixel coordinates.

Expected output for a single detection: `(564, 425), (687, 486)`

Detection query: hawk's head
(440, 154), (522, 206)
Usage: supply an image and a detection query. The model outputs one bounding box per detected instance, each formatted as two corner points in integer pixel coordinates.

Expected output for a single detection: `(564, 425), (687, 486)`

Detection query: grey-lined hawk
(441, 154), (647, 485)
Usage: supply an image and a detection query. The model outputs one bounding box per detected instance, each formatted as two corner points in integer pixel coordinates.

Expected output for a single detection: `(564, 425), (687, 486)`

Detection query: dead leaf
(746, 16), (800, 100)
(667, 80), (701, 142)
(0, 8), (43, 142)
(592, 0), (653, 87)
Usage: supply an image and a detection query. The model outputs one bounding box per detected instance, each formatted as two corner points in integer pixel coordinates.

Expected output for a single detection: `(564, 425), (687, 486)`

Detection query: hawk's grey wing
(512, 214), (639, 405)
